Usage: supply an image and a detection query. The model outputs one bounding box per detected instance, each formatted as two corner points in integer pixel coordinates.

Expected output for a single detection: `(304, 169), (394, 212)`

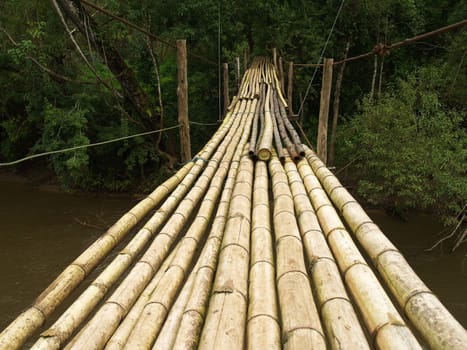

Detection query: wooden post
(317, 58), (334, 164)
(177, 39), (191, 163)
(287, 62), (294, 117)
(223, 62), (230, 116)
(329, 42), (350, 166)
(243, 48), (248, 71)
(278, 57), (284, 93)
(272, 48), (277, 68)
(235, 56), (241, 90)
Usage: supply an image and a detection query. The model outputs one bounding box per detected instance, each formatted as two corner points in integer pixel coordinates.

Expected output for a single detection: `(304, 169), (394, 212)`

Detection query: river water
(0, 179), (465, 334)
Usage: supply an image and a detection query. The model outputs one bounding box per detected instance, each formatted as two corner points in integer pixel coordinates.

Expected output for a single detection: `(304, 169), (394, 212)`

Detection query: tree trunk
(378, 56), (384, 98)
(369, 54), (378, 102)
(55, 0), (161, 135)
(328, 41), (350, 166)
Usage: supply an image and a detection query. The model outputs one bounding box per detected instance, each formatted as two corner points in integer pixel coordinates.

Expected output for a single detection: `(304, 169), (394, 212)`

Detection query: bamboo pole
(273, 91), (298, 161)
(287, 61), (294, 117)
(223, 63), (229, 117)
(269, 153), (326, 349)
(278, 57), (285, 94)
(171, 140), (252, 350)
(151, 260), (197, 350)
(316, 58), (333, 164)
(65, 101), (250, 350)
(254, 82), (266, 158)
(271, 101), (285, 162)
(177, 39), (191, 163)
(249, 85), (263, 158)
(272, 48), (277, 68)
(277, 97), (304, 156)
(0, 115), (240, 349)
(243, 48), (248, 72)
(284, 154), (370, 349)
(304, 146), (467, 350)
(29, 106), (241, 350)
(271, 66), (288, 108)
(122, 102), (254, 349)
(199, 145), (254, 350)
(247, 160), (280, 349)
(235, 56), (241, 91)
(300, 147), (422, 349)
(257, 84), (273, 161)
(239, 68), (251, 99)
(105, 242), (180, 350)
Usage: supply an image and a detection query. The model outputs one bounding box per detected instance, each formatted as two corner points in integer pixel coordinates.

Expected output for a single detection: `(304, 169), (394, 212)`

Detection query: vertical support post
(235, 56), (241, 90)
(177, 39), (191, 163)
(223, 62), (230, 117)
(243, 48), (248, 71)
(287, 61), (294, 117)
(272, 47), (277, 68)
(278, 57), (285, 93)
(317, 58), (334, 164)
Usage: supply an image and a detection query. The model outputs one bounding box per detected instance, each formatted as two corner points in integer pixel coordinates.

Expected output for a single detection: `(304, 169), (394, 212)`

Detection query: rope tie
(191, 156), (209, 164)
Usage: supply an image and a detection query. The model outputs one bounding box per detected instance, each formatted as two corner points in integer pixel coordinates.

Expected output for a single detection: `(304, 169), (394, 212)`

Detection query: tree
(338, 66), (466, 226)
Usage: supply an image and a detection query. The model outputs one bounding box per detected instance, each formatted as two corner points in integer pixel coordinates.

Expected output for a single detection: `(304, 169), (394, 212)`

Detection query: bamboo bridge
(1, 58), (466, 350)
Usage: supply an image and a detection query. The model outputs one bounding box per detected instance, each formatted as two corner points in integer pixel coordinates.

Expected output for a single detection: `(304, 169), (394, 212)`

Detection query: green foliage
(0, 0), (465, 211)
(338, 66), (466, 224)
(35, 102), (90, 188)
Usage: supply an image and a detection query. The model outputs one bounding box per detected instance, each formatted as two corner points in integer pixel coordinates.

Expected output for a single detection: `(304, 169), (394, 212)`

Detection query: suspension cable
(0, 125), (180, 167)
(296, 0), (345, 117)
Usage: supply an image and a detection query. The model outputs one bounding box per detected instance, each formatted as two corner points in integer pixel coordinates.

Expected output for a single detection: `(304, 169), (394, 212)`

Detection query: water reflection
(0, 180), (465, 333)
(0, 180), (136, 330)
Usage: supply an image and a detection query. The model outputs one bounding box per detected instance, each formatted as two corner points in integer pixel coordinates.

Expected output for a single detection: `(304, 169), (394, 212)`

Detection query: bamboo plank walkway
(1, 58), (466, 350)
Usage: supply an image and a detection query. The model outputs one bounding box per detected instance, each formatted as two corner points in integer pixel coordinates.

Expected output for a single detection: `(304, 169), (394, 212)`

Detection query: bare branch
(51, 0), (122, 97)
(146, 35), (164, 147)
(1, 27), (97, 85)
(426, 205), (467, 252)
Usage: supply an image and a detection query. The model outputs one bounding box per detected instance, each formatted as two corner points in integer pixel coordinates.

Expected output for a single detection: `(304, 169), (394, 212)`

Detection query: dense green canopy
(0, 0), (465, 224)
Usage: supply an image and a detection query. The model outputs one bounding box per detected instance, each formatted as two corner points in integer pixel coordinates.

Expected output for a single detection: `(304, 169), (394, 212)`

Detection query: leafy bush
(34, 102), (90, 188)
(338, 66), (466, 224)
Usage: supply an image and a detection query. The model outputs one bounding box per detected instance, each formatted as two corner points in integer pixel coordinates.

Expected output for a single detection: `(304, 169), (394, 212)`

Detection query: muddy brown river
(0, 179), (465, 334)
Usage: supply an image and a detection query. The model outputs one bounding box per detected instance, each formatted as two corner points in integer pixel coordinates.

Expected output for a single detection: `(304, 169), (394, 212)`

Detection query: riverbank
(0, 168), (145, 199)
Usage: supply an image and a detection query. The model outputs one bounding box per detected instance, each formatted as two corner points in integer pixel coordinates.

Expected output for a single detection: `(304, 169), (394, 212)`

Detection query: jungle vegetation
(0, 0), (465, 226)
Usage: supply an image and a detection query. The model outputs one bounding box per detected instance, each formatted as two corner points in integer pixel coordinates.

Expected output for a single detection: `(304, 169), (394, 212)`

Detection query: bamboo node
(308, 256), (335, 271)
(247, 313), (280, 325)
(283, 326), (326, 344)
(354, 221), (379, 236)
(220, 242), (249, 255)
(339, 199), (360, 213)
(372, 319), (409, 348)
(276, 269), (309, 284)
(249, 259), (275, 270)
(342, 261), (369, 281)
(373, 248), (402, 268)
(91, 282), (109, 294)
(404, 290), (436, 312)
(319, 296), (353, 313)
(328, 184), (346, 197)
(145, 301), (169, 313)
(276, 234), (302, 246)
(105, 300), (127, 314)
(326, 227), (348, 239)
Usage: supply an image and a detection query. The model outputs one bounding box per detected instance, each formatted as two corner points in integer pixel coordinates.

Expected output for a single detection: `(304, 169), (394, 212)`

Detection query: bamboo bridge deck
(1, 58), (466, 350)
